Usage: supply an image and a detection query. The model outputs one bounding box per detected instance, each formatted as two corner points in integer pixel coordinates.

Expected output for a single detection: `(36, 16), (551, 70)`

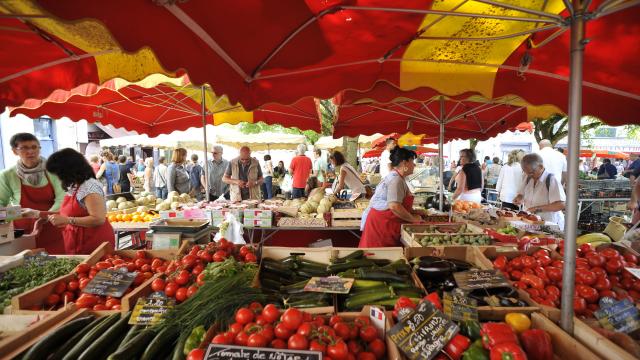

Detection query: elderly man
(203, 145), (230, 201)
(289, 144), (312, 199)
(537, 139), (566, 184)
(513, 153), (566, 228)
(223, 146), (263, 201)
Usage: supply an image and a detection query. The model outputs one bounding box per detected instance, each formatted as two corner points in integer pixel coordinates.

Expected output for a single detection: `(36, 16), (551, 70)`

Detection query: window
(33, 117), (55, 157)
(593, 127), (617, 138)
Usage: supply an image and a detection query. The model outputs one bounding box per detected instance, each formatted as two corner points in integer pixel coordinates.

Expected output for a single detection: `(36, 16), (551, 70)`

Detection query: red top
(290, 155), (312, 189)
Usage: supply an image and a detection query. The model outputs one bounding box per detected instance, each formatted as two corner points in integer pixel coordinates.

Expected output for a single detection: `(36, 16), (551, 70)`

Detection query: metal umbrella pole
(438, 96), (445, 212)
(201, 85), (210, 201)
(560, 0), (586, 334)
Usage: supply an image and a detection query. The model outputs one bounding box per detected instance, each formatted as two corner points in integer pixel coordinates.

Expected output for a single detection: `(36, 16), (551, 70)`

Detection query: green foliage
(625, 125), (640, 140)
(532, 114), (602, 146)
(238, 122), (321, 144)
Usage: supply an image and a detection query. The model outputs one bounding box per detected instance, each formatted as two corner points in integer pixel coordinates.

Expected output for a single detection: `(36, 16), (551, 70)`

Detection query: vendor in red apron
(0, 133), (66, 253)
(359, 147), (422, 247)
(45, 148), (114, 255)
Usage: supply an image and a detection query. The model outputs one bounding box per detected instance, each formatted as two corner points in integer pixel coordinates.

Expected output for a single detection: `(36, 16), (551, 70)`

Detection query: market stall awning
(579, 149), (630, 160)
(28, 1), (640, 126)
(99, 127), (217, 152)
(362, 146), (438, 158)
(313, 135), (381, 151)
(9, 74), (321, 136)
(214, 132), (307, 152)
(333, 84), (535, 142)
(370, 134), (400, 149)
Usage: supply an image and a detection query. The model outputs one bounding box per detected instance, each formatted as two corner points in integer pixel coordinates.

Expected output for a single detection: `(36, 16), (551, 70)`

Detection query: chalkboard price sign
(443, 291), (478, 322)
(388, 301), (459, 360)
(204, 344), (322, 360)
(453, 270), (510, 290)
(82, 269), (137, 297)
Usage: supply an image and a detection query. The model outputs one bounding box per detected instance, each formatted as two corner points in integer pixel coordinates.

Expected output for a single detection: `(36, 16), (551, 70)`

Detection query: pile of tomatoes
(204, 303), (386, 360)
(42, 250), (171, 311)
(150, 239), (257, 303)
(493, 245), (640, 317)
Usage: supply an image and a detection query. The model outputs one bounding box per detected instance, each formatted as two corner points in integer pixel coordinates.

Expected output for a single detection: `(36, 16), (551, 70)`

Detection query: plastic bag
(280, 174), (293, 193)
(213, 212), (245, 244)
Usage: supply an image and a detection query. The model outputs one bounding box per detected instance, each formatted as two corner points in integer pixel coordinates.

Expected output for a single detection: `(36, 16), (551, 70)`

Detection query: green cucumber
(171, 334), (187, 360)
(355, 268), (407, 282)
(107, 328), (157, 360)
(352, 279), (386, 289)
(332, 250), (365, 263)
(22, 315), (95, 360)
(50, 316), (105, 360)
(118, 325), (143, 350)
(345, 291), (396, 310)
(350, 285), (392, 296)
(79, 312), (132, 360)
(141, 326), (179, 360)
(63, 313), (121, 360)
(327, 259), (375, 273)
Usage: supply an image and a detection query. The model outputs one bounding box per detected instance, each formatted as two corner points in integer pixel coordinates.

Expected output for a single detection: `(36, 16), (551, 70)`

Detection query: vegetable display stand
(11, 242), (179, 314)
(330, 208), (363, 227)
(0, 306), (83, 359)
(573, 317), (640, 360)
(400, 223), (493, 247)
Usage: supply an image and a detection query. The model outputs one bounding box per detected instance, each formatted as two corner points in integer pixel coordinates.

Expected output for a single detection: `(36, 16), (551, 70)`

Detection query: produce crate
(11, 242), (181, 314)
(330, 207), (363, 227)
(276, 217), (327, 228)
(573, 317), (639, 360)
(400, 223), (492, 247)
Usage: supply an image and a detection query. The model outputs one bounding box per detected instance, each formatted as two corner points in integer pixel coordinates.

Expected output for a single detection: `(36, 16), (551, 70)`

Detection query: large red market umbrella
(579, 149), (630, 160)
(9, 75), (321, 136)
(333, 84), (536, 142)
(370, 133), (400, 149)
(29, 1), (640, 127)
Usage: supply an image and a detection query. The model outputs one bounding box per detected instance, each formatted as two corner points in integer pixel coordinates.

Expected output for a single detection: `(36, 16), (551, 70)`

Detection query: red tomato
(212, 334), (230, 344)
(545, 285), (560, 297)
(61, 291), (75, 303)
(259, 325), (274, 342)
(354, 316), (371, 328)
(592, 267), (607, 279)
(135, 250), (146, 259)
(175, 270), (191, 285)
(75, 263), (90, 274)
(53, 281), (66, 295)
(287, 334), (308, 350)
(95, 261), (111, 271)
(235, 308), (255, 325)
(213, 250), (227, 262)
(181, 254), (198, 269)
(577, 285), (599, 304)
(296, 322), (315, 337)
(75, 294), (97, 308)
(46, 293), (60, 306)
(111, 304), (122, 310)
(545, 267), (562, 282)
(327, 340), (349, 359)
(198, 250), (213, 263)
(175, 287), (188, 302)
(309, 339), (327, 353)
(196, 273), (206, 287)
(368, 339), (386, 359)
(357, 352), (377, 360)
(92, 304), (108, 311)
(234, 331), (249, 346)
(79, 278), (91, 290)
(624, 253), (638, 264)
(186, 348), (204, 360)
(105, 298), (120, 309)
(244, 253), (257, 263)
(359, 326), (377, 342)
(329, 315), (343, 326)
(586, 252), (606, 267)
(140, 264), (151, 273)
(576, 269), (597, 286)
(333, 322), (350, 339)
(271, 339), (287, 349)
(191, 264), (204, 276)
(509, 270), (523, 281)
(229, 323), (244, 335)
(164, 282), (178, 297)
(348, 339), (363, 354)
(313, 315), (326, 327)
(594, 277), (611, 291)
(599, 289), (617, 299)
(151, 278), (166, 292)
(66, 280), (79, 291)
(606, 258), (623, 274)
(274, 322), (292, 340)
(281, 308), (303, 331)
(247, 333), (268, 348)
(126, 263), (137, 272)
(261, 304), (280, 324)
(600, 248), (621, 260)
(574, 297), (587, 314)
(187, 285), (198, 298)
(134, 258), (147, 269)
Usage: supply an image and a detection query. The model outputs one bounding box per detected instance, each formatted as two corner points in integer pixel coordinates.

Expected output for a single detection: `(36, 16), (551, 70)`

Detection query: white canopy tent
(214, 131), (307, 152)
(99, 127), (217, 152)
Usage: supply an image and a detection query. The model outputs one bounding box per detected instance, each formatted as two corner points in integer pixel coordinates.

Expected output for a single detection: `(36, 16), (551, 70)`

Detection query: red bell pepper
(443, 334), (471, 360)
(489, 342), (527, 360)
(520, 329), (552, 360)
(423, 292), (442, 310)
(481, 323), (519, 350)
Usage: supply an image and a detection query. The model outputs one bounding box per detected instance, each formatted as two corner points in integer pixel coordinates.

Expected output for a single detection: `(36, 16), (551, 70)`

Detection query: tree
(532, 113), (602, 146)
(318, 99), (335, 136)
(625, 125), (640, 140)
(469, 139), (478, 151)
(238, 122), (321, 144)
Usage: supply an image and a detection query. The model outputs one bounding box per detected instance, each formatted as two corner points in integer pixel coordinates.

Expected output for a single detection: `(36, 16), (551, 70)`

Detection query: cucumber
(345, 291), (394, 310)
(107, 328), (157, 360)
(118, 325), (143, 350)
(332, 250), (365, 263)
(352, 279), (386, 289)
(100, 332), (126, 360)
(350, 285), (392, 296)
(141, 326), (178, 360)
(78, 312), (132, 360)
(63, 313), (120, 360)
(50, 316), (106, 360)
(22, 315), (95, 360)
(327, 259), (375, 273)
(355, 268), (407, 282)
(172, 334), (187, 360)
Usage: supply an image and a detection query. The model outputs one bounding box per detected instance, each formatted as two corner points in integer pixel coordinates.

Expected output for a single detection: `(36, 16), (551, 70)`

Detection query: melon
(106, 200), (117, 210)
(115, 197), (127, 204)
(117, 202), (128, 210)
(170, 202), (180, 210)
(137, 206), (149, 213)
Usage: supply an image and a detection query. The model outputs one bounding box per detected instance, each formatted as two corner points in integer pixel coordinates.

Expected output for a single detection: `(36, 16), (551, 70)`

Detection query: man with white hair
(537, 139), (566, 184)
(203, 145), (229, 201)
(513, 153), (566, 228)
(223, 146), (263, 201)
(289, 144), (312, 199)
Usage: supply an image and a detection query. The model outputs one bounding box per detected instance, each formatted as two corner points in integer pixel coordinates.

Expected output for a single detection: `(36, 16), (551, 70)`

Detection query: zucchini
(349, 285), (392, 296)
(171, 334), (187, 360)
(118, 325), (143, 350)
(353, 279), (386, 289)
(345, 291), (396, 310)
(371, 258), (392, 266)
(50, 316), (105, 360)
(79, 312), (132, 360)
(327, 259), (375, 273)
(141, 326), (178, 360)
(395, 289), (423, 298)
(260, 277), (282, 290)
(101, 332), (126, 360)
(107, 328), (157, 360)
(299, 259), (330, 268)
(332, 250), (365, 263)
(297, 265), (328, 276)
(355, 268), (407, 282)
(285, 299), (330, 308)
(389, 282), (413, 289)
(63, 313), (121, 360)
(22, 315), (95, 360)
(280, 280), (309, 294)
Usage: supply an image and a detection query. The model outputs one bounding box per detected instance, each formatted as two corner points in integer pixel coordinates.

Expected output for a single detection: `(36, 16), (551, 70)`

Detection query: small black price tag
(453, 269), (510, 290)
(129, 292), (175, 325)
(388, 301), (459, 360)
(82, 269), (137, 298)
(443, 290), (478, 322)
(204, 344), (322, 360)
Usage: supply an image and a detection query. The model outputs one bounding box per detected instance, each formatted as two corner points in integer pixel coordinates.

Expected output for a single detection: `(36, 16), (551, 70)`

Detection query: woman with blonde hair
(496, 149), (525, 210)
(143, 157), (155, 193)
(167, 148), (191, 194)
(95, 150), (120, 195)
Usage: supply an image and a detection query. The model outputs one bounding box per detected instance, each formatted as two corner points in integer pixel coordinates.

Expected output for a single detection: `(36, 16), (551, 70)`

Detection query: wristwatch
(69, 217), (76, 225)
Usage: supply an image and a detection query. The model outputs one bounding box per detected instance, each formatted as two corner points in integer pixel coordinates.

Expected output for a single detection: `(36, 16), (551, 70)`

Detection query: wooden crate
(573, 317), (639, 360)
(331, 207), (363, 227)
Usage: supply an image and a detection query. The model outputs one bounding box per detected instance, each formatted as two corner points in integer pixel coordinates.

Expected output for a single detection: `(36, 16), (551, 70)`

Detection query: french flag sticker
(369, 306), (386, 337)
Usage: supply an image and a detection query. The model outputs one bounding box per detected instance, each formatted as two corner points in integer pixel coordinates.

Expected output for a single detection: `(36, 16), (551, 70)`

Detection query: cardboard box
(210, 208), (243, 226)
(243, 218), (272, 228)
(243, 209), (272, 220)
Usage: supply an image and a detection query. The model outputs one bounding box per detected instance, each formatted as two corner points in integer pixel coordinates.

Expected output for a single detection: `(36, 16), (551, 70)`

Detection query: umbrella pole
(438, 96), (445, 212)
(201, 86), (210, 202)
(560, 0), (586, 334)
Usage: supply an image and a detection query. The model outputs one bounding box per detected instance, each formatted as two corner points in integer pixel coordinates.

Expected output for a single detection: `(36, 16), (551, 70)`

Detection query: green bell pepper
(460, 319), (482, 341)
(462, 340), (489, 360)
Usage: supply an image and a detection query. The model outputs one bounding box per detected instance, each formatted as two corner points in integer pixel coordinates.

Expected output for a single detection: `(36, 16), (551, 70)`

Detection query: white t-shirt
(537, 147), (566, 181)
(522, 170), (566, 229)
(496, 163), (523, 204)
(379, 150), (391, 178)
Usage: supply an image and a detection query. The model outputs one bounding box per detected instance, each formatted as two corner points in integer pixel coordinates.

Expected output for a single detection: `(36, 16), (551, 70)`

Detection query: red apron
(359, 175), (414, 248)
(14, 174), (65, 254)
(60, 189), (114, 254)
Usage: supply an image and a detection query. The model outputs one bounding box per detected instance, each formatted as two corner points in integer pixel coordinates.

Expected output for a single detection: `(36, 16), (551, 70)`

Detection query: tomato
(599, 289), (616, 299)
(586, 252), (606, 267)
(333, 322), (350, 338)
(297, 322), (315, 337)
(357, 352), (376, 360)
(521, 256), (536, 268)
(51, 280), (66, 294)
(234, 331), (249, 346)
(600, 248), (621, 260)
(510, 257), (524, 270)
(624, 253), (638, 264)
(271, 339), (287, 349)
(281, 308), (303, 331)
(330, 315), (343, 326)
(151, 278), (166, 292)
(606, 258), (623, 274)
(576, 269), (597, 286)
(191, 264), (204, 277)
(247, 333), (268, 348)
(134, 258), (147, 269)
(578, 243), (593, 255)
(187, 285), (198, 298)
(306, 339), (324, 353)
(213, 250), (227, 262)
(75, 263), (90, 274)
(287, 334), (308, 350)
(212, 334), (230, 344)
(46, 293), (60, 306)
(105, 298), (120, 309)
(62, 291), (75, 303)
(126, 263), (137, 272)
(493, 255), (508, 270)
(594, 277), (611, 291)
(313, 315), (326, 327)
(592, 267), (607, 279)
(537, 255), (552, 267)
(164, 282), (178, 297)
(327, 340), (349, 360)
(574, 297), (587, 314)
(175, 270), (191, 285)
(577, 285), (599, 304)
(174, 287), (188, 302)
(78, 278), (91, 290)
(545, 285), (560, 297)
(75, 294), (97, 308)
(181, 254), (198, 269)
(261, 304), (280, 324)
(359, 326), (377, 342)
(368, 338), (386, 359)
(95, 261), (110, 271)
(259, 325), (274, 342)
(244, 253), (257, 263)
(348, 339), (363, 354)
(354, 316), (371, 328)
(236, 308), (255, 325)
(545, 267), (562, 282)
(274, 322), (292, 339)
(509, 270), (523, 281)
(513, 281), (527, 289)
(132, 273), (145, 286)
(186, 348), (204, 360)
(151, 258), (164, 269)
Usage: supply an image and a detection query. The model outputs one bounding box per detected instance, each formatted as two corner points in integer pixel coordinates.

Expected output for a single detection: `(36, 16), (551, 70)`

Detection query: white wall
(0, 111), (35, 168)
